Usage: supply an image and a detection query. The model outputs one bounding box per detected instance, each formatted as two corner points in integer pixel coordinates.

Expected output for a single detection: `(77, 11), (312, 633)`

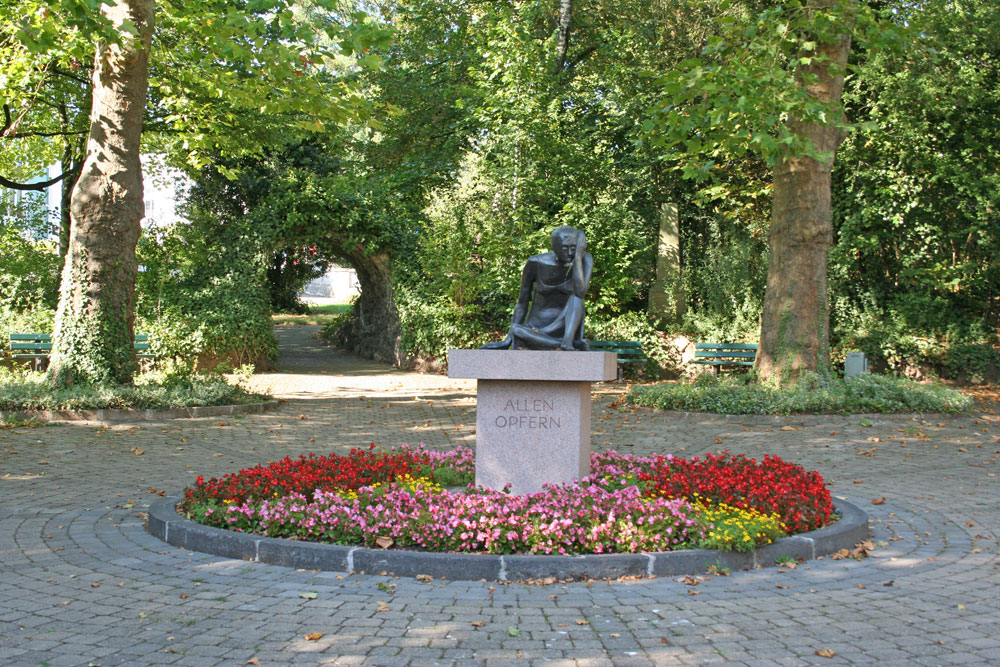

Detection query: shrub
(627, 372), (972, 415)
(0, 367), (268, 411)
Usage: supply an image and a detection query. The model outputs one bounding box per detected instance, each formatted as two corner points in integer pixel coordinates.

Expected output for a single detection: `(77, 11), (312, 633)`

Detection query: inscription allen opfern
(493, 397), (561, 429)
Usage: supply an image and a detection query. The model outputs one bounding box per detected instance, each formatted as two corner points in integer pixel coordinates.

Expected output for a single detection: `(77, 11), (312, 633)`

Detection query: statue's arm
(571, 232), (593, 298)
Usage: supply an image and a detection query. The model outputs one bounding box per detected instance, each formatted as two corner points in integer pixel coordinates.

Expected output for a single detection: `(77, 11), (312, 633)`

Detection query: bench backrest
(9, 333), (150, 352)
(695, 342), (758, 360)
(589, 340), (645, 358)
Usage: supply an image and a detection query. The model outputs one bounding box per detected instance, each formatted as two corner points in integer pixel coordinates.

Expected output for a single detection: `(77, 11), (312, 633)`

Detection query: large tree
(48, 0), (154, 385)
(1, 0), (389, 384)
(645, 0), (890, 384)
(755, 0), (854, 383)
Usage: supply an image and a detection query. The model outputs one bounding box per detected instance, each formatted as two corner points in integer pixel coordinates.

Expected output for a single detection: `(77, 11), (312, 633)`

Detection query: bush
(627, 372), (973, 415)
(586, 311), (681, 380)
(0, 367), (268, 411)
(136, 223), (277, 370)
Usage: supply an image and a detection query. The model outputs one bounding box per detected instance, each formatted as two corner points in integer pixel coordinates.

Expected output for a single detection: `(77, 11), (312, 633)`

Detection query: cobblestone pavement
(1, 327), (998, 666)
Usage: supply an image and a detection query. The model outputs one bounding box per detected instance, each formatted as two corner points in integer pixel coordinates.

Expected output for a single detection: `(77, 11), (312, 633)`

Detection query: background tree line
(2, 0), (997, 384)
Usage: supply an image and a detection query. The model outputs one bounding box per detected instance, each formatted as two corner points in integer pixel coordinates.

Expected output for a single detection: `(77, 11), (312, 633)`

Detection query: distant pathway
(0, 329), (997, 665)
(246, 324), (475, 398)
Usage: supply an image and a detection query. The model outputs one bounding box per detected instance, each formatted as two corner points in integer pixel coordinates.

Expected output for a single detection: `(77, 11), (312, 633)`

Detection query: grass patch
(271, 303), (352, 326)
(0, 368), (270, 411)
(627, 372), (973, 415)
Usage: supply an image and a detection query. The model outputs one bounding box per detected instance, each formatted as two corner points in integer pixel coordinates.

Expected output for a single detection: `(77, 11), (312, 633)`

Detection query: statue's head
(551, 225), (582, 265)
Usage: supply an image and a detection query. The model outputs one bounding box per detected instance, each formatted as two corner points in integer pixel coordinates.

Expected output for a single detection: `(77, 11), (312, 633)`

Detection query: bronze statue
(482, 225), (593, 351)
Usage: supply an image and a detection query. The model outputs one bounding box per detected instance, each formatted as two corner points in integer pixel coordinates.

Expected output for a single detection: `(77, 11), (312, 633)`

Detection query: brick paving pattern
(1, 326), (998, 665)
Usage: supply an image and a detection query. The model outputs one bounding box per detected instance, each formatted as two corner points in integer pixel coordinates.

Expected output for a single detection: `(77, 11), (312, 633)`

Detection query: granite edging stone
(147, 496), (868, 582)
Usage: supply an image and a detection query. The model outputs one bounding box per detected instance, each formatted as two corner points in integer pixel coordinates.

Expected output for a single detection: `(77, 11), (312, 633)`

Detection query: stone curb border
(0, 400), (280, 424)
(147, 496), (867, 582)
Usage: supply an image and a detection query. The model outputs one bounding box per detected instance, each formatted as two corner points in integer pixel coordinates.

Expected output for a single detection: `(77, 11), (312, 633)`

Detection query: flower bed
(180, 445), (833, 555)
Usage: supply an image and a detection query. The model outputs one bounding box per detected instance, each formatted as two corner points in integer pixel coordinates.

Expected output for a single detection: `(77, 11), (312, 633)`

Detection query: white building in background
(43, 154), (188, 231)
(302, 265), (360, 303)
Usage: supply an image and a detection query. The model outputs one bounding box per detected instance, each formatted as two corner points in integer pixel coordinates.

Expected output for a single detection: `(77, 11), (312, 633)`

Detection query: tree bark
(331, 250), (402, 365)
(553, 0), (573, 75)
(756, 1), (853, 385)
(48, 0), (154, 386)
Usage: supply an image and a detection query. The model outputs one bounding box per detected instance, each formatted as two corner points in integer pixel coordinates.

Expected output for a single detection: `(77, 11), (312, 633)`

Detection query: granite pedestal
(448, 349), (617, 494)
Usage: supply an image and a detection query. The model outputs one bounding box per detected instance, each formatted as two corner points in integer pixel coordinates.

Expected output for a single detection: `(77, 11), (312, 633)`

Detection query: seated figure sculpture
(482, 225), (593, 351)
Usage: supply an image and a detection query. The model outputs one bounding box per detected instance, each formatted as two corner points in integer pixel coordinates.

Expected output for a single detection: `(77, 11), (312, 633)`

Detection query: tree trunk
(48, 0), (154, 386)
(332, 251), (401, 365)
(756, 1), (853, 385)
(553, 0), (573, 75)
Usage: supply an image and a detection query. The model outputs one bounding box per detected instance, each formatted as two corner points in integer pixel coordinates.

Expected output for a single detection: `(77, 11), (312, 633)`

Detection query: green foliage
(642, 0), (891, 179)
(586, 311), (681, 380)
(830, 0), (1000, 371)
(0, 190), (57, 291)
(0, 367), (268, 411)
(136, 211), (278, 369)
(627, 372), (972, 415)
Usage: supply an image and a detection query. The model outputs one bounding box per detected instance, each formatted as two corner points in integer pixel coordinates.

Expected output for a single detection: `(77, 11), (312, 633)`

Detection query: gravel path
(1, 328), (997, 666)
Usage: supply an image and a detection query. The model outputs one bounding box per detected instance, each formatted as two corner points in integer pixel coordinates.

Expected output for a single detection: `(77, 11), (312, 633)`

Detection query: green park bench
(691, 342), (758, 374)
(589, 340), (647, 381)
(8, 333), (154, 371)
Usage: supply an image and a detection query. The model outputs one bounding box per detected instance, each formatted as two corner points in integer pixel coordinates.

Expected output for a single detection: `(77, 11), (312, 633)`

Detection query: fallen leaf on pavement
(299, 592), (317, 600)
(872, 497), (886, 505)
(376, 601), (391, 612)
(375, 536), (394, 549)
(304, 633), (323, 641)
(816, 648), (836, 658)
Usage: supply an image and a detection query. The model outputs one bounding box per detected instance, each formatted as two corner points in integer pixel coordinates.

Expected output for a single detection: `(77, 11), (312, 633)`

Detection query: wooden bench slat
(694, 350), (756, 359)
(590, 341), (643, 348)
(695, 342), (759, 351)
(9, 333), (52, 341)
(11, 342), (53, 350)
(691, 360), (755, 366)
